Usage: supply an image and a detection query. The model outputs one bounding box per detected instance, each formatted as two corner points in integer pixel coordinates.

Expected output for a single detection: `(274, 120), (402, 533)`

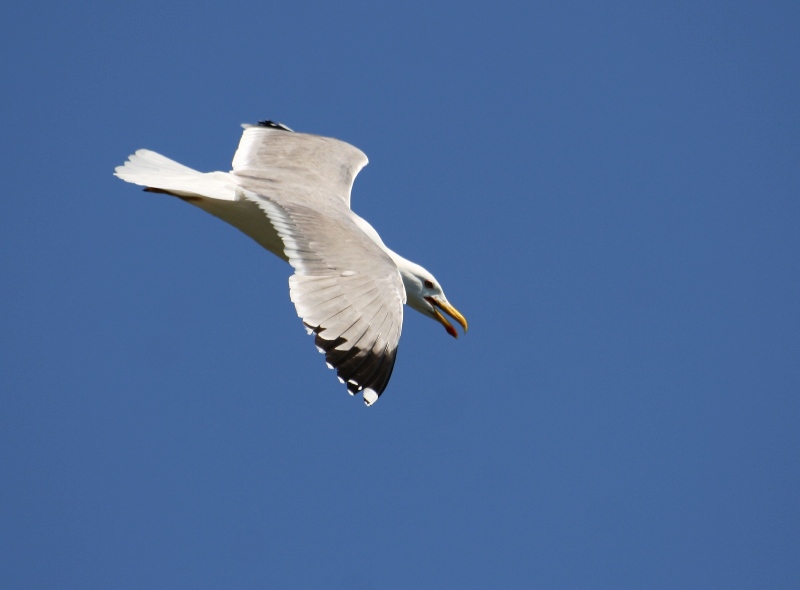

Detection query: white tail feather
(114, 149), (236, 201)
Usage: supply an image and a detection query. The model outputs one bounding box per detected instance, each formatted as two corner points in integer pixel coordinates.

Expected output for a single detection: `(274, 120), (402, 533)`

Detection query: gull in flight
(115, 121), (467, 405)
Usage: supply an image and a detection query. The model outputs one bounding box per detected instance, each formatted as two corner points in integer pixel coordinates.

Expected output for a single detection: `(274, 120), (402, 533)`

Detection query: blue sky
(1, 1), (798, 588)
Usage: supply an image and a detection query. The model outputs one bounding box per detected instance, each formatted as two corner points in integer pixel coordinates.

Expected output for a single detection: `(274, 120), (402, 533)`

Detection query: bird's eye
(424, 280), (434, 289)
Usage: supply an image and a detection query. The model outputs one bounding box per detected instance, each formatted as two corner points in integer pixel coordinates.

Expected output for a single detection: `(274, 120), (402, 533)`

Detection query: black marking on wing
(307, 324), (398, 400)
(257, 120), (294, 132)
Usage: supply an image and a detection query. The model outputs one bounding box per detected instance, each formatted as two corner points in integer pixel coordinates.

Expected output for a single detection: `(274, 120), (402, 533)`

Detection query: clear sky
(1, 1), (798, 588)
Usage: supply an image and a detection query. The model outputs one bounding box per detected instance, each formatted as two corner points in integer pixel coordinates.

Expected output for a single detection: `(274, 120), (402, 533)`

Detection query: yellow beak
(425, 297), (468, 338)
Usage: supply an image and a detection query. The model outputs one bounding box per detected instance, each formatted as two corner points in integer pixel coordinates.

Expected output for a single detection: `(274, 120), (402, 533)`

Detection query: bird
(114, 120), (467, 406)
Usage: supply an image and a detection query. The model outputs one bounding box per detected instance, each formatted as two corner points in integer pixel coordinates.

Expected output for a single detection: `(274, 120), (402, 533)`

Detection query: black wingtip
(257, 120), (294, 132)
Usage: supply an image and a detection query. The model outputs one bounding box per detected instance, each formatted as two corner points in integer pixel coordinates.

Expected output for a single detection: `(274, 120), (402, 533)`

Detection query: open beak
(425, 296), (468, 338)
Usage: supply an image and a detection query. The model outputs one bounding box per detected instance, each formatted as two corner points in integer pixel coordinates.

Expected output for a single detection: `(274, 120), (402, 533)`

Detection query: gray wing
(232, 123), (368, 209)
(231, 126), (404, 405)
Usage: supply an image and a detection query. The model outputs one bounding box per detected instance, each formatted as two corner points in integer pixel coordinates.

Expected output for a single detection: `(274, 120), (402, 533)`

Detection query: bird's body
(115, 121), (466, 405)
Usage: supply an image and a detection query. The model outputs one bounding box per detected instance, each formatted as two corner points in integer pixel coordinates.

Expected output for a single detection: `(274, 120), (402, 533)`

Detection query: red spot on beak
(425, 295), (463, 338)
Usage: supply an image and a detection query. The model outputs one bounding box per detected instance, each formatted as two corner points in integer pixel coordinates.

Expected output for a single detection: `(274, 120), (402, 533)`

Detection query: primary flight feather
(114, 120), (467, 405)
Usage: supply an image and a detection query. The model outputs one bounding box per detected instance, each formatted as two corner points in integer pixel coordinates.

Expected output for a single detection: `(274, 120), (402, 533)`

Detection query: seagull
(114, 120), (467, 405)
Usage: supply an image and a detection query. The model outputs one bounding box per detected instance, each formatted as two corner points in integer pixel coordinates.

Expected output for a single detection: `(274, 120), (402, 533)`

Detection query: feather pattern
(239, 188), (404, 404)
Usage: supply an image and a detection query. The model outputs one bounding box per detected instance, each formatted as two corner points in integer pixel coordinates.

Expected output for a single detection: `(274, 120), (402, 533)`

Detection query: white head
(391, 255), (468, 338)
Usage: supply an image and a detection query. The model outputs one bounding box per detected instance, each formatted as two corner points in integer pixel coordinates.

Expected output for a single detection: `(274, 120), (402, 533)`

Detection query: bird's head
(395, 257), (468, 338)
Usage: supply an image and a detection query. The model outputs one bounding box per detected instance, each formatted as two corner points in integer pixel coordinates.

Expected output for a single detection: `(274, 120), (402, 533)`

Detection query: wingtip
(363, 389), (379, 406)
(256, 120), (294, 132)
(241, 120), (294, 131)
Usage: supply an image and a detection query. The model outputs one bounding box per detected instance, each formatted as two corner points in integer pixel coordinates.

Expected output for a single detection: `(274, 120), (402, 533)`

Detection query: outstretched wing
(232, 122), (368, 209)
(231, 124), (404, 405)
